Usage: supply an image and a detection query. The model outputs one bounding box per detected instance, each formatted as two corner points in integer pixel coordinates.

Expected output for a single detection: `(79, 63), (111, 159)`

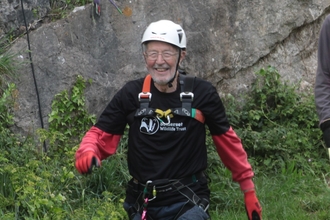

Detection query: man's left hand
(244, 189), (262, 220)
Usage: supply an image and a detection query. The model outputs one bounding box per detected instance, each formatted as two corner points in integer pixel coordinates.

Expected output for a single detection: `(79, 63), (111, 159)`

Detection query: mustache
(153, 64), (170, 69)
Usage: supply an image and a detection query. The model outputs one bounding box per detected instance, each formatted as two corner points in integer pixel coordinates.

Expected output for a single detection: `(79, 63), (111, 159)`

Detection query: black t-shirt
(95, 75), (230, 182)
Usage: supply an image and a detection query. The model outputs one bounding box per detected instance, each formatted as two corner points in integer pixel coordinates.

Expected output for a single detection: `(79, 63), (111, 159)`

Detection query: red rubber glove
(244, 189), (262, 220)
(75, 151), (101, 174)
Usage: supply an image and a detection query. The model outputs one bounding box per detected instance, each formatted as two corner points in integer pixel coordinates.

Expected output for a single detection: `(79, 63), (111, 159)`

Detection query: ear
(180, 50), (186, 63)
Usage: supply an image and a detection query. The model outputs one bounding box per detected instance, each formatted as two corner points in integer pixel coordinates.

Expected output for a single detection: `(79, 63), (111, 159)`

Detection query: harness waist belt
(133, 171), (205, 191)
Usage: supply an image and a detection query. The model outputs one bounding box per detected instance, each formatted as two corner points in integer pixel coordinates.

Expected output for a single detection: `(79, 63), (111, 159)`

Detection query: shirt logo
(140, 117), (159, 135)
(139, 116), (187, 135)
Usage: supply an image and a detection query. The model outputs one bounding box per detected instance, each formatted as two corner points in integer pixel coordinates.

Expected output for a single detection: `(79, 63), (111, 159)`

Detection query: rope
(20, 0), (47, 152)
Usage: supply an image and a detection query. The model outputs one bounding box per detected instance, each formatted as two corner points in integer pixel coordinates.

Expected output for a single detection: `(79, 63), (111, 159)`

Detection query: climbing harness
(127, 172), (209, 220)
(128, 74), (208, 219)
(135, 74), (205, 124)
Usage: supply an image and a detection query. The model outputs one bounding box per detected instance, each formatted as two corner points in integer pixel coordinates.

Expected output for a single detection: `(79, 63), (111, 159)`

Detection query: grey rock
(4, 0), (330, 139)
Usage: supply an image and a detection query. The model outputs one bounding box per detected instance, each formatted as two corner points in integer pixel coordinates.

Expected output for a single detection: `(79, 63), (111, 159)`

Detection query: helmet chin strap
(167, 72), (176, 88)
(167, 49), (182, 88)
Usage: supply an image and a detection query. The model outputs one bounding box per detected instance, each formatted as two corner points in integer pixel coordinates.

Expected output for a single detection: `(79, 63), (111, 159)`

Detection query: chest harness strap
(135, 74), (205, 124)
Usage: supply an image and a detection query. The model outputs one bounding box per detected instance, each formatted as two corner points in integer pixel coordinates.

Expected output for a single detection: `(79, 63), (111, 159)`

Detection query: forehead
(145, 41), (178, 51)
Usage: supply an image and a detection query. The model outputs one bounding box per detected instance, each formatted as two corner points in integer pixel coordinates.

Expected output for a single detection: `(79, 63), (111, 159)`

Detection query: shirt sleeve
(95, 80), (141, 133)
(212, 128), (255, 191)
(75, 126), (121, 160)
(315, 15), (330, 126)
(76, 80), (140, 160)
(200, 82), (254, 191)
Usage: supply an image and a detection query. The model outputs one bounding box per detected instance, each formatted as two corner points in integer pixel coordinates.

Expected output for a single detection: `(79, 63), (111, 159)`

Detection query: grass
(0, 43), (19, 81)
(256, 173), (330, 219)
(208, 165), (330, 219)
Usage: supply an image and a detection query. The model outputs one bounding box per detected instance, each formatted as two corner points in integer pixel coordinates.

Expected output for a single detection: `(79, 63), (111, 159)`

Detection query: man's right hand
(75, 151), (101, 174)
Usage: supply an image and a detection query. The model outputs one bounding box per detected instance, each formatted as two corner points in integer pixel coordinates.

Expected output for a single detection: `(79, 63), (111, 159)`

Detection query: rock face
(0, 0), (49, 38)
(4, 0), (330, 136)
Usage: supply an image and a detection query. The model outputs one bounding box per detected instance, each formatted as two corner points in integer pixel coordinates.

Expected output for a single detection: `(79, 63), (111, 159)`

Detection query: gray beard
(154, 72), (176, 86)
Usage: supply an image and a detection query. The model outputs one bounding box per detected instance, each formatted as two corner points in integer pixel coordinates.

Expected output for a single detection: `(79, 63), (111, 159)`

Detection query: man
(75, 20), (262, 220)
(315, 14), (330, 151)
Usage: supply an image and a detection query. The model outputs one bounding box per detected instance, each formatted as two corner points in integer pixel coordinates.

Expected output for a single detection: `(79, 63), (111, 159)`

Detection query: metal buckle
(180, 92), (194, 102)
(138, 92), (152, 102)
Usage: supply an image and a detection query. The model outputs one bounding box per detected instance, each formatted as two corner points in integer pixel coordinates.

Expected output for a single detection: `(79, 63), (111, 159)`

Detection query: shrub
(38, 75), (96, 155)
(222, 66), (327, 174)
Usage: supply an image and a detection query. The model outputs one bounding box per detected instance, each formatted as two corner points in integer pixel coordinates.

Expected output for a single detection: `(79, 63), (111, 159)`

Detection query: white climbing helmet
(141, 20), (186, 49)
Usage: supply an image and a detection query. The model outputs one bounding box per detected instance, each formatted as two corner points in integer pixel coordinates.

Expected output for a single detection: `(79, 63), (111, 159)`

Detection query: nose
(155, 53), (166, 63)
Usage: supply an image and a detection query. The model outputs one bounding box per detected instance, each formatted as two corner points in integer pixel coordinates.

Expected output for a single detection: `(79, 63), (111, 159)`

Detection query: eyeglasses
(144, 51), (178, 61)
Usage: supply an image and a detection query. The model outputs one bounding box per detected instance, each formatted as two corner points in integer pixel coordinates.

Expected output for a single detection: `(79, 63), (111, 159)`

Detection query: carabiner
(157, 115), (171, 125)
(149, 185), (157, 201)
(143, 180), (153, 199)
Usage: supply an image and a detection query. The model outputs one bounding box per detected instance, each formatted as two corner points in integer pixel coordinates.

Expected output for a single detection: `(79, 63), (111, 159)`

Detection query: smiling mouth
(155, 68), (169, 72)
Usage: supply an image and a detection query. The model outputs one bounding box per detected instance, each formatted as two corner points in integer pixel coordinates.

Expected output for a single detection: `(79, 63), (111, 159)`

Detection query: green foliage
(38, 75), (96, 154)
(0, 74), (127, 219)
(223, 66), (327, 174)
(0, 62), (329, 219)
(49, 0), (90, 21)
(0, 41), (20, 87)
(0, 83), (16, 127)
(0, 139), (127, 219)
(0, 51), (16, 76)
(0, 43), (20, 148)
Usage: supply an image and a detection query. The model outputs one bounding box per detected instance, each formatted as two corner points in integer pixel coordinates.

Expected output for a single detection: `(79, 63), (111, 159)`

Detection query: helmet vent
(177, 29), (183, 43)
(151, 32), (167, 35)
